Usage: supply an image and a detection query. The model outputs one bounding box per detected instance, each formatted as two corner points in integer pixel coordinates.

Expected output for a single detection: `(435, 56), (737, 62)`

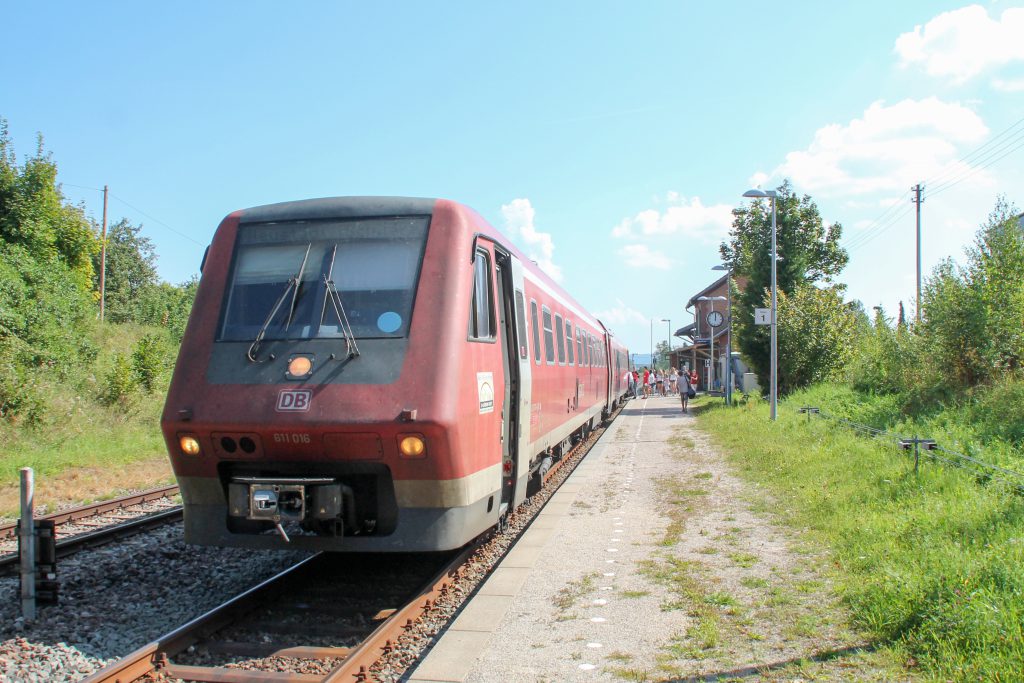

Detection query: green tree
(918, 196), (1024, 388)
(135, 276), (199, 342)
(93, 218), (159, 323)
(747, 284), (856, 391)
(0, 119), (98, 291)
(720, 181), (849, 393)
(654, 340), (671, 370)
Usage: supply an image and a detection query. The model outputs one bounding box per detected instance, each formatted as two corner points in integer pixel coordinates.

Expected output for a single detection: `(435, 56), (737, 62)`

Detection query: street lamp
(697, 295), (726, 396)
(649, 319), (653, 372)
(660, 318), (670, 371)
(712, 265), (733, 406)
(742, 187), (779, 421)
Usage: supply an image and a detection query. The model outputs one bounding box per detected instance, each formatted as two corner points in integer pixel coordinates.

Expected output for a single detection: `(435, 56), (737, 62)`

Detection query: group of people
(625, 366), (698, 411)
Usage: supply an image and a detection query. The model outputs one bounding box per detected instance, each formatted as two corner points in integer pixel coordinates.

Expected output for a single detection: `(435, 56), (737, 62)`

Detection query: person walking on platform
(679, 369), (694, 411)
(655, 370), (664, 397)
(624, 369), (634, 399)
(641, 367), (650, 398)
(633, 370), (641, 398)
(669, 367), (678, 395)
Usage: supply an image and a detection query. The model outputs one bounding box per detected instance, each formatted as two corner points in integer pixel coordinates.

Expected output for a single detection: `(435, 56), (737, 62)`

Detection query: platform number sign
(754, 308), (771, 325)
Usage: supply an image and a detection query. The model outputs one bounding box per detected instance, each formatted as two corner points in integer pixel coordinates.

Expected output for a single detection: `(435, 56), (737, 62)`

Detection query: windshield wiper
(284, 244), (312, 331)
(246, 244), (312, 363)
(320, 245), (360, 359)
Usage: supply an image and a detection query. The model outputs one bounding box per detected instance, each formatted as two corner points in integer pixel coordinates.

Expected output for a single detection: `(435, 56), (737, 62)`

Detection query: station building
(669, 273), (759, 395)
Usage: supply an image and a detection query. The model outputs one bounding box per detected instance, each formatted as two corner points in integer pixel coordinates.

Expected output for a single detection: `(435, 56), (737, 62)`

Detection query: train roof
(238, 196), (438, 223)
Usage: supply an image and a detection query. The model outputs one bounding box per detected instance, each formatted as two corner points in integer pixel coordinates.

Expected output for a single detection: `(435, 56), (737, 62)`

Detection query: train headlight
(179, 435), (202, 456)
(398, 434), (427, 459)
(287, 355), (313, 379)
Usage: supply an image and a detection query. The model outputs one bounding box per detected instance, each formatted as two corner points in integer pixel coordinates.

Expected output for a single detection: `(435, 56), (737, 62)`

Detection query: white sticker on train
(477, 372), (494, 414)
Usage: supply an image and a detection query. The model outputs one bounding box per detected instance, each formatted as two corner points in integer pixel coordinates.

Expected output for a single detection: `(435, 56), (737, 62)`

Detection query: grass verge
(698, 396), (1024, 680)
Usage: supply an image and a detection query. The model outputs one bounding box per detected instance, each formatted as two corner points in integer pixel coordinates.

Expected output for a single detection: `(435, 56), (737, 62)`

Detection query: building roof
(686, 273), (729, 309)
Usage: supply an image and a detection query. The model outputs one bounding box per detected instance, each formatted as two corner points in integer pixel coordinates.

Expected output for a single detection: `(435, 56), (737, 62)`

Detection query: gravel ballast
(0, 522), (307, 682)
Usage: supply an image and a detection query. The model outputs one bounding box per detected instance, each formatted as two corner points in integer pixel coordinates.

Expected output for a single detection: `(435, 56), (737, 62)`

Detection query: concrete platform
(406, 394), (692, 682)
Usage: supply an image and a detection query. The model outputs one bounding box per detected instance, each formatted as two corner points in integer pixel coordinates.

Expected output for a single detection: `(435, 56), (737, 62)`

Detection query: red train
(161, 197), (630, 552)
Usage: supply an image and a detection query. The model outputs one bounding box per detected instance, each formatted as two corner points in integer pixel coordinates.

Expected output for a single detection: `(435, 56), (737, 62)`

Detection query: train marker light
(179, 435), (202, 456)
(398, 434), (427, 459)
(287, 355), (313, 379)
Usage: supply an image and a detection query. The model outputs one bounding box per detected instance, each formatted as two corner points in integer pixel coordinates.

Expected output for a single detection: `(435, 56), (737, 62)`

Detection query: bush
(99, 353), (138, 406)
(131, 333), (172, 393)
(967, 376), (1024, 446)
(0, 361), (45, 426)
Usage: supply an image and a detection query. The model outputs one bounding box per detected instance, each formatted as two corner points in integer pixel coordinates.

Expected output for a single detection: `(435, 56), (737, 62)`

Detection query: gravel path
(0, 522), (307, 682)
(460, 396), (901, 682)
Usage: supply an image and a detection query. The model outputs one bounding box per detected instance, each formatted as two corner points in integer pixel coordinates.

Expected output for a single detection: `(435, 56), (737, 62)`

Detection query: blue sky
(3, 1), (1022, 356)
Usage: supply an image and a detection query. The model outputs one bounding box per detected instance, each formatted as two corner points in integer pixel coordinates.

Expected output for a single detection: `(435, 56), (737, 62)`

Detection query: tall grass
(0, 322), (174, 492)
(699, 396), (1024, 680)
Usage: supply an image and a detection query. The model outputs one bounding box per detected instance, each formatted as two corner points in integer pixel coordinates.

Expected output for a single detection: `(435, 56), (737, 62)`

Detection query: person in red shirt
(641, 367), (650, 398)
(689, 368), (699, 392)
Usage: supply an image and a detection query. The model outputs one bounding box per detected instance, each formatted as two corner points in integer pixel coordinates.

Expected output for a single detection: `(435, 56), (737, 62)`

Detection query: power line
(842, 189), (913, 252)
(845, 204), (915, 253)
(61, 182), (205, 246)
(108, 193), (204, 246)
(844, 116), (1024, 255)
(928, 130), (1024, 199)
(923, 115), (1024, 189)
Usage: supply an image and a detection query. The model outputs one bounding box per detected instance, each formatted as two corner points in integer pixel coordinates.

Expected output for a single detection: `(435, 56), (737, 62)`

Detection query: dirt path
(463, 397), (906, 681)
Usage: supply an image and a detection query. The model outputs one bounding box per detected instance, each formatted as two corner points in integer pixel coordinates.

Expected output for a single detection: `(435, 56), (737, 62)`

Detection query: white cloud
(500, 198), (563, 282)
(619, 244), (672, 270)
(593, 299), (648, 327)
(993, 77), (1024, 92)
(611, 193), (733, 243)
(772, 98), (990, 196)
(748, 171), (769, 189)
(894, 5), (1024, 84)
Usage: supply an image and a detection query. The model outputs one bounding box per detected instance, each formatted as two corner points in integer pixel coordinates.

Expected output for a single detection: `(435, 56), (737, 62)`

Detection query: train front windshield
(219, 216), (430, 341)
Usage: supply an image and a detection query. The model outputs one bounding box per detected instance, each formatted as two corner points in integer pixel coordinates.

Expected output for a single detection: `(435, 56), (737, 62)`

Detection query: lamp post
(661, 318), (670, 372)
(649, 319), (653, 372)
(698, 295), (726, 396)
(712, 265), (733, 406)
(742, 188), (779, 420)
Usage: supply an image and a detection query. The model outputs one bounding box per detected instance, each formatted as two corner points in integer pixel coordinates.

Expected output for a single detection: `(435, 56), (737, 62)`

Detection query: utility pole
(912, 183), (924, 323)
(99, 185), (109, 322)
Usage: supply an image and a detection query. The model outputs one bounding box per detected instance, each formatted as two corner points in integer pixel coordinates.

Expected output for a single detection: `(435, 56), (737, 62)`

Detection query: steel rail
(0, 484), (180, 540)
(80, 554), (325, 683)
(322, 542), (480, 682)
(0, 507), (184, 575)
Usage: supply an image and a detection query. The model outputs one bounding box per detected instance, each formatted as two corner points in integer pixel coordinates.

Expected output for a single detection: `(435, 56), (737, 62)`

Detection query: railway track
(80, 403), (624, 683)
(0, 485), (182, 576)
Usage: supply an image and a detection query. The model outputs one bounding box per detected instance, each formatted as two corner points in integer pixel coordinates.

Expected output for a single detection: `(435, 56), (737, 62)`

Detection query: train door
(494, 248), (532, 515)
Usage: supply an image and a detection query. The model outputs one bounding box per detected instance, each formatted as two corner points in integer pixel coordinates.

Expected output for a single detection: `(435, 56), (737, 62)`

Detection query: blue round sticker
(377, 311), (402, 333)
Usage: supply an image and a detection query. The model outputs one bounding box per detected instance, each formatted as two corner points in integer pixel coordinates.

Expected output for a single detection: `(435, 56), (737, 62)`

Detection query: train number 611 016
(273, 432), (311, 444)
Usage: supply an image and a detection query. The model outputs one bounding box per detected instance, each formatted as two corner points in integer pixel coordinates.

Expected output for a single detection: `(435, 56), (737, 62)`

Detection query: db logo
(276, 389), (312, 412)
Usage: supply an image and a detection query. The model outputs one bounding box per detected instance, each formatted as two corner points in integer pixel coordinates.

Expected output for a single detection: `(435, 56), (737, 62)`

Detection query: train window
(584, 333), (591, 367)
(542, 306), (555, 364)
(555, 314), (565, 365)
(577, 329), (584, 367)
(530, 300), (541, 364)
(515, 290), (528, 360)
(565, 321), (574, 365)
(219, 216), (429, 341)
(469, 250), (494, 340)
